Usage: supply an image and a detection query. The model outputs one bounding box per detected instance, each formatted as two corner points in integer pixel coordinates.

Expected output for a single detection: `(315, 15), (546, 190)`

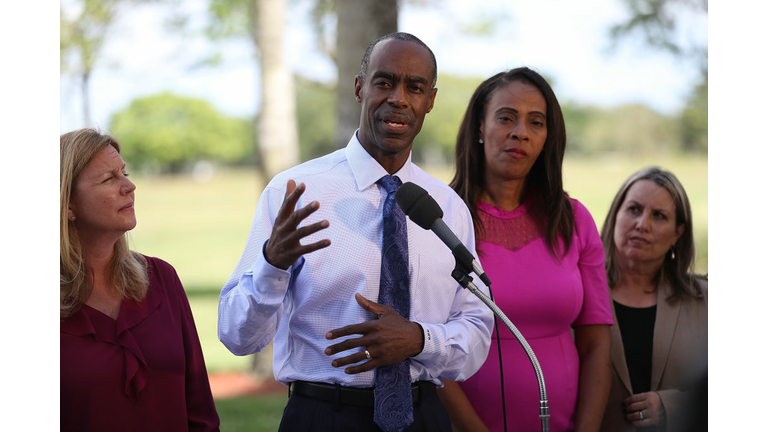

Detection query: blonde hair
(600, 166), (704, 301)
(60, 128), (148, 320)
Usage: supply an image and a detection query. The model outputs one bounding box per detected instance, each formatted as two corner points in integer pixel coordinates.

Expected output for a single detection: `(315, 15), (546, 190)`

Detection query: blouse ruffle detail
(59, 284), (162, 402)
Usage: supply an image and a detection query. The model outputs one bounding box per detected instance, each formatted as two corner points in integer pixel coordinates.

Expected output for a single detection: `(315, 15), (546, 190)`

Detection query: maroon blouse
(60, 256), (220, 431)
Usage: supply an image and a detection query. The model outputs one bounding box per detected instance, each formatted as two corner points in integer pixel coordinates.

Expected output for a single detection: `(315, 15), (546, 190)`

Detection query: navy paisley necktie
(374, 175), (414, 432)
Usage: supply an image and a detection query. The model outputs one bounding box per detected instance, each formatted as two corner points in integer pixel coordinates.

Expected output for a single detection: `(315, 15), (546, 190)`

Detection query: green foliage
(563, 102), (679, 156)
(60, 0), (119, 74)
(110, 92), (254, 171)
(610, 0), (708, 57)
(413, 75), (484, 164)
(295, 76), (337, 160)
(205, 0), (256, 40)
(680, 71), (708, 152)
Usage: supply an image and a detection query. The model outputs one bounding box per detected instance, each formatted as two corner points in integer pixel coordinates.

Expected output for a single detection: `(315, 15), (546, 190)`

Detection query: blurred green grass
(215, 394), (287, 431)
(129, 155), (707, 373)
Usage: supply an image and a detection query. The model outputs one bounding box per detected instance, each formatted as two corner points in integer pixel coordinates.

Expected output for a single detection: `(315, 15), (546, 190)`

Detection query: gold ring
(364, 349), (372, 359)
(639, 411), (644, 420)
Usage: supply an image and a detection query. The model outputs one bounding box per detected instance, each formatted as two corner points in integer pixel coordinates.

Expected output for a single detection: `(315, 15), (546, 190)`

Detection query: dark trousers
(277, 386), (451, 432)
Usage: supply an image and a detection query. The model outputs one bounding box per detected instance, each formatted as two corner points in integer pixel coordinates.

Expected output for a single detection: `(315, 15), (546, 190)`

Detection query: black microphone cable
(487, 284), (508, 432)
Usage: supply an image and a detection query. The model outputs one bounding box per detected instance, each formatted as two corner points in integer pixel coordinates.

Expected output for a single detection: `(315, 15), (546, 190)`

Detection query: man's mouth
(380, 111), (411, 127)
(380, 116), (410, 133)
(384, 120), (407, 127)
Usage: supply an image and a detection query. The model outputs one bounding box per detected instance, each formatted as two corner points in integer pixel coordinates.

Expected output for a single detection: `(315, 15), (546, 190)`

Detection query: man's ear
(425, 87), (437, 113)
(354, 75), (364, 103)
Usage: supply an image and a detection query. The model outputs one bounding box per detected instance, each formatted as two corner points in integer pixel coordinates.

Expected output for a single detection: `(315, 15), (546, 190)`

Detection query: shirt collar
(344, 130), (413, 192)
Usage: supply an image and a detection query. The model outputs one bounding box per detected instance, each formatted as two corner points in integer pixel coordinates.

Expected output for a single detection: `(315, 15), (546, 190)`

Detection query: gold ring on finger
(364, 349), (372, 360)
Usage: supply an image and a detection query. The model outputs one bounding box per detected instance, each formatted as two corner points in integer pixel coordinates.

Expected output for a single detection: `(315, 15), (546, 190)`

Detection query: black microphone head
(395, 182), (444, 230)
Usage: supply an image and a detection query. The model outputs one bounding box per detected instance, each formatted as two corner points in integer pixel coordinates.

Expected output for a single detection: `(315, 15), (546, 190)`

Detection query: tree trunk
(256, 0), (299, 180)
(246, 0), (300, 381)
(82, 69), (92, 126)
(334, 0), (398, 148)
(249, 340), (275, 382)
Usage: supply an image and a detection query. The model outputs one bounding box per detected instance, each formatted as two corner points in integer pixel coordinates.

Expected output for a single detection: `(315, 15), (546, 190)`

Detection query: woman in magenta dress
(438, 67), (613, 432)
(60, 129), (220, 431)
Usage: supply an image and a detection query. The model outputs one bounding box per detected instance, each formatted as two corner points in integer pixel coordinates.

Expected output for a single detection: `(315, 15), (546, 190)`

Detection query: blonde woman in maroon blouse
(60, 128), (219, 431)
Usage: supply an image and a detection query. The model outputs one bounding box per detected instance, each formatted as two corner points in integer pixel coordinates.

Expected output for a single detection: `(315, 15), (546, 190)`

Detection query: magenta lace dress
(459, 194), (612, 432)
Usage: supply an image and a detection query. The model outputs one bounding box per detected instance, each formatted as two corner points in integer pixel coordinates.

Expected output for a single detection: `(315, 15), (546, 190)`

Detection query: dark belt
(289, 380), (437, 408)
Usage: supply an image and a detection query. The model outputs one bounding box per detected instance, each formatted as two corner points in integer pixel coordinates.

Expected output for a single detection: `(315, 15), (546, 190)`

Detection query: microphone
(395, 182), (491, 287)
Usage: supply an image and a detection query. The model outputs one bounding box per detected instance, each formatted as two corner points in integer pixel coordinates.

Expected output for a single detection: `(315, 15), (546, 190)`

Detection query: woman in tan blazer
(599, 167), (707, 432)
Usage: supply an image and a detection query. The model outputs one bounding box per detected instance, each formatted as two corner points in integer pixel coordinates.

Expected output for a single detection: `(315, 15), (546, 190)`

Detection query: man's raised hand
(264, 180), (331, 270)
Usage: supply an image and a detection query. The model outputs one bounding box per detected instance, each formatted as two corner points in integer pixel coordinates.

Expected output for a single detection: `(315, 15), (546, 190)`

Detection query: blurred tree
(109, 92), (254, 172)
(587, 104), (678, 155)
(610, 0), (708, 153)
(334, 0), (398, 148)
(680, 70), (707, 153)
(202, 0), (299, 181)
(295, 76), (337, 161)
(60, 0), (120, 125)
(610, 0), (707, 60)
(563, 102), (681, 156)
(60, 0), (164, 126)
(414, 74), (484, 164)
(200, 1), (300, 380)
(310, 0), (399, 148)
(561, 102), (599, 154)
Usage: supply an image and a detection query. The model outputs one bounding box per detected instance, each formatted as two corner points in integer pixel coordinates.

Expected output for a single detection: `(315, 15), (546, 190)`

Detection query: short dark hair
(600, 166), (704, 300)
(450, 67), (572, 258)
(358, 32), (438, 88)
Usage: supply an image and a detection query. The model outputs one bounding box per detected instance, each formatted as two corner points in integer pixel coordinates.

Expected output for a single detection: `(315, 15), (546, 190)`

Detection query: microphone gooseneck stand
(451, 268), (550, 432)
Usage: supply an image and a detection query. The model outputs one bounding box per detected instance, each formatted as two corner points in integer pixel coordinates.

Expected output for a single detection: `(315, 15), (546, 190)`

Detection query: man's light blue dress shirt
(218, 133), (494, 387)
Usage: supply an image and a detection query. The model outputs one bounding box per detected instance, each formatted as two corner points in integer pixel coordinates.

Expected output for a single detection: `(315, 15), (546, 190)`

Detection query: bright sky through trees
(59, 0), (707, 133)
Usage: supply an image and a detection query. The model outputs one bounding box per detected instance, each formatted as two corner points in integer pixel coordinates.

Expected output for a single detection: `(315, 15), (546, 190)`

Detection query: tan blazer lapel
(610, 300), (633, 394)
(651, 280), (681, 391)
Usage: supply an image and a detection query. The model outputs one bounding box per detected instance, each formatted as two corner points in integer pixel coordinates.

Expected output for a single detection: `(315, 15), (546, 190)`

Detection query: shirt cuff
(411, 321), (442, 367)
(252, 258), (292, 283)
(241, 241), (304, 307)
